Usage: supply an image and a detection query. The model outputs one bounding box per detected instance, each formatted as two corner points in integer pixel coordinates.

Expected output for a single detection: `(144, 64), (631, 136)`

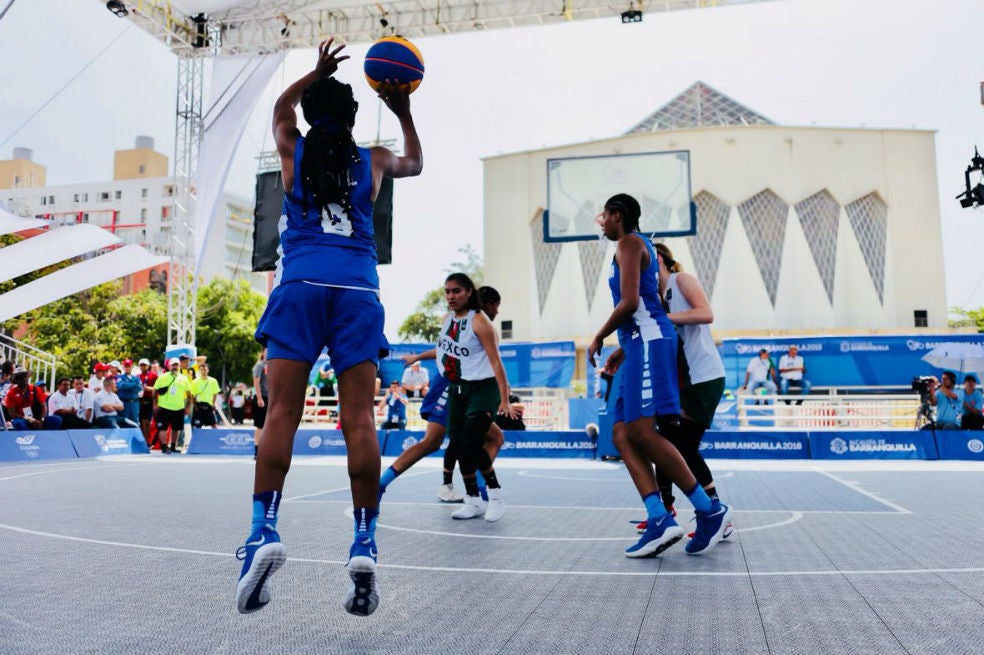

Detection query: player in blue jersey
(587, 193), (731, 558)
(236, 39), (422, 617)
(378, 287), (505, 503)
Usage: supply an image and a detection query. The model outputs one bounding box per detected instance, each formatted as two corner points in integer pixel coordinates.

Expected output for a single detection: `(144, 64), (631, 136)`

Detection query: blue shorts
(612, 336), (680, 424)
(256, 282), (387, 374)
(419, 374), (450, 427)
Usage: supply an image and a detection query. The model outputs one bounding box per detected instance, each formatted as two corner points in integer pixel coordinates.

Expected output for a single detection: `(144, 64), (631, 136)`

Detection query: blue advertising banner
(932, 431), (984, 460)
(568, 398), (605, 429)
(497, 430), (595, 459)
(0, 430), (77, 461)
(187, 428), (255, 455)
(808, 430), (938, 459)
(291, 428), (388, 456)
(721, 335), (984, 389)
(699, 431), (809, 459)
(381, 430), (443, 457)
(70, 428), (149, 457)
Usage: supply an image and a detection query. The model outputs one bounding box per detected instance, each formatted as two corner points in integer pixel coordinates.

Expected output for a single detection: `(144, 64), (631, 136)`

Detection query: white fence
(0, 333), (57, 387)
(300, 386), (571, 431)
(736, 392), (923, 430)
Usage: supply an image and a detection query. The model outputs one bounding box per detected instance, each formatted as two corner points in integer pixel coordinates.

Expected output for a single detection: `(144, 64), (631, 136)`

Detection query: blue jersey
(275, 138), (378, 290)
(608, 233), (674, 346)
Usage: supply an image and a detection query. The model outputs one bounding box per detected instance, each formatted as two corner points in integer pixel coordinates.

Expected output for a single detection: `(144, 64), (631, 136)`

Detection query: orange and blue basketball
(364, 36), (424, 94)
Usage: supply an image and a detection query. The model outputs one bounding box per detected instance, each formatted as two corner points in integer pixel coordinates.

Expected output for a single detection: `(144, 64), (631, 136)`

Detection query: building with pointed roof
(482, 82), (946, 344)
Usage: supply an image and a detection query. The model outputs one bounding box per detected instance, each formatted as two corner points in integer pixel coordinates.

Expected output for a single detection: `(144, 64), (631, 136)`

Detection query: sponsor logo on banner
(501, 440), (594, 450)
(735, 343), (822, 355)
(840, 341), (889, 353)
(14, 433), (40, 457)
(968, 439), (984, 454)
(700, 440), (804, 452)
(94, 433), (128, 451)
(219, 432), (253, 446)
(402, 436), (418, 451)
(308, 436), (322, 448)
(831, 438), (917, 454)
(531, 347), (573, 359)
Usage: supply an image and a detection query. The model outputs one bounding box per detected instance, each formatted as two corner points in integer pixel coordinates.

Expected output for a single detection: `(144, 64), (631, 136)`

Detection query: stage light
(621, 9), (642, 23)
(106, 1), (128, 18)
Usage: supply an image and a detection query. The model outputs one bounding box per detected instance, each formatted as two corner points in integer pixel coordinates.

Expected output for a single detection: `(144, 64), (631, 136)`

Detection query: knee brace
(654, 413), (684, 445)
(464, 411), (493, 439)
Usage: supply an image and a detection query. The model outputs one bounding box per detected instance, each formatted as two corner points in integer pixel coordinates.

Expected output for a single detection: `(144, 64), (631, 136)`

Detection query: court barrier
(0, 428), (149, 461)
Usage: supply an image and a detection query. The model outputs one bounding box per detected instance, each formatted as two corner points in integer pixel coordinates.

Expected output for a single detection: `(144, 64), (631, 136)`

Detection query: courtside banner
(809, 431), (937, 459)
(187, 428), (255, 455)
(291, 429), (388, 456)
(497, 430), (595, 459)
(70, 428), (149, 457)
(380, 430), (442, 457)
(0, 430), (77, 461)
(934, 431), (984, 460)
(699, 431), (809, 459)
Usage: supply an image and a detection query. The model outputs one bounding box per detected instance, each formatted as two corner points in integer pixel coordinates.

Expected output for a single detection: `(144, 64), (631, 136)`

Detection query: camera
(956, 147), (984, 209)
(912, 375), (936, 397)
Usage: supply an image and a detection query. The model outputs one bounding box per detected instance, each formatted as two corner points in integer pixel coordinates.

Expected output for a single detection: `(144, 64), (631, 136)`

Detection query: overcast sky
(1, 0), (982, 338)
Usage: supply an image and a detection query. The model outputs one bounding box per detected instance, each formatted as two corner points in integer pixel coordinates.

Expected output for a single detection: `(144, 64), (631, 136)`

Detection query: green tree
(397, 245), (483, 342)
(949, 306), (984, 331)
(195, 278), (267, 386)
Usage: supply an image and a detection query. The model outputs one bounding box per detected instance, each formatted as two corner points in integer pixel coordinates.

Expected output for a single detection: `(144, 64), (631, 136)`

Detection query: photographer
(960, 375), (984, 430)
(928, 371), (961, 430)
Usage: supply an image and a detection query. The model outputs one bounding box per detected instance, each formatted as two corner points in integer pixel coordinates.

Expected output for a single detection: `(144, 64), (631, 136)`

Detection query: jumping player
(588, 193), (731, 558)
(235, 38), (422, 616)
(379, 286), (506, 502)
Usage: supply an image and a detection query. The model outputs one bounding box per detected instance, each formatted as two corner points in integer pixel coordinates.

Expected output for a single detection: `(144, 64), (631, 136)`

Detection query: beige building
(483, 83), (947, 342)
(0, 138), (269, 294)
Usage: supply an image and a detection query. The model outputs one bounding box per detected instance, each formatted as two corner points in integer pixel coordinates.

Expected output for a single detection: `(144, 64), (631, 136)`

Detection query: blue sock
(380, 465), (400, 490)
(353, 507), (379, 540)
(476, 470), (488, 500)
(251, 490), (281, 532)
(643, 492), (668, 520)
(686, 484), (713, 513)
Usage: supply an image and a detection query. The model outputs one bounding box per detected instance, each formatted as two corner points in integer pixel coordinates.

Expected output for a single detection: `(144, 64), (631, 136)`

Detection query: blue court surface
(1, 456), (983, 655)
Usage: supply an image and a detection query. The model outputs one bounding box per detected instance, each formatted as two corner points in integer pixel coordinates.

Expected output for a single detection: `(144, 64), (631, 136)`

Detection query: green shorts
(447, 377), (500, 439)
(680, 377), (725, 429)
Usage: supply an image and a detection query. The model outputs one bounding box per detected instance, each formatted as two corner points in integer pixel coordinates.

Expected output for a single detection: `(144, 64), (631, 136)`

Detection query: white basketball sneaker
(451, 494), (487, 519)
(437, 483), (464, 503)
(484, 487), (505, 522)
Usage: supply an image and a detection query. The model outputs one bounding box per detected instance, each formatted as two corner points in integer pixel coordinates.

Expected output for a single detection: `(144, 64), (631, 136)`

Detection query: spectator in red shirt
(5, 369), (61, 430)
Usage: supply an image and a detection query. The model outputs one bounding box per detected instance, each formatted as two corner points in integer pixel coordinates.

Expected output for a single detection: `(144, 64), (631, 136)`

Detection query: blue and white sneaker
(235, 524), (287, 614)
(686, 501), (733, 555)
(343, 536), (379, 616)
(625, 514), (685, 558)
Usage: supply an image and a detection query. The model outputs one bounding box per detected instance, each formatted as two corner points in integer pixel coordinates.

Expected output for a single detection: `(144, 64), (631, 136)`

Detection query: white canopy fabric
(0, 206), (47, 236)
(194, 52), (285, 277)
(0, 245), (168, 322)
(0, 224), (122, 283)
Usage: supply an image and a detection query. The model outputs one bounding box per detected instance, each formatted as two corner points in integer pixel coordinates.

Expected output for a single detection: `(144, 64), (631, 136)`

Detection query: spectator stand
(732, 388), (922, 430)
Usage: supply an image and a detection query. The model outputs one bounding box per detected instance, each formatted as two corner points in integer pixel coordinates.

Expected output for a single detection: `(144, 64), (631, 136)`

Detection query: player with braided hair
(236, 38), (422, 617)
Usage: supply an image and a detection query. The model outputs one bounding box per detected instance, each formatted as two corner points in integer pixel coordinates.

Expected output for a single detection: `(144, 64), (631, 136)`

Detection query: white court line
(517, 470), (736, 482)
(814, 469), (912, 514)
(2, 520), (982, 579)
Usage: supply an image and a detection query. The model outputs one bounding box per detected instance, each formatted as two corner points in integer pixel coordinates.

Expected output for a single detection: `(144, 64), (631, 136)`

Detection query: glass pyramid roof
(627, 81), (774, 133)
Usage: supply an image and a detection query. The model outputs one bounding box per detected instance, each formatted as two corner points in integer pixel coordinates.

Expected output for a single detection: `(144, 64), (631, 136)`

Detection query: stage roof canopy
(106, 0), (776, 55)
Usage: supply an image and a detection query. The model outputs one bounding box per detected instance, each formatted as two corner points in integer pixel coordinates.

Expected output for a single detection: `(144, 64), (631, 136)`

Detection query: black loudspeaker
(252, 171), (283, 272)
(251, 173), (395, 271)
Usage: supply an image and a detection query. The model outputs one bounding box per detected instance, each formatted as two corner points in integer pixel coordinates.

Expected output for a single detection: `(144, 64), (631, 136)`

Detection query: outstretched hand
(315, 38), (350, 77)
(377, 80), (411, 118)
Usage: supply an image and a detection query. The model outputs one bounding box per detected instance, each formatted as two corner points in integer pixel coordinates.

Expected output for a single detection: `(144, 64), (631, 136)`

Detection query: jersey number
(321, 203), (353, 237)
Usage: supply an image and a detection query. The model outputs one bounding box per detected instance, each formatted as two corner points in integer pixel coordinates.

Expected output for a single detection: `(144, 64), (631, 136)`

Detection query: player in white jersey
(436, 273), (516, 522)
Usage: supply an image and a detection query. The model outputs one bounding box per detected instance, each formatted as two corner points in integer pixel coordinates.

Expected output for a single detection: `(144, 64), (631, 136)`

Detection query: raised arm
(369, 84), (423, 187)
(273, 39), (350, 191)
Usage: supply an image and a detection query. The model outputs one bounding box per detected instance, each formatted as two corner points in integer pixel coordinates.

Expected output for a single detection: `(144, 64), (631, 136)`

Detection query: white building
(0, 138), (269, 295)
(483, 82), (947, 342)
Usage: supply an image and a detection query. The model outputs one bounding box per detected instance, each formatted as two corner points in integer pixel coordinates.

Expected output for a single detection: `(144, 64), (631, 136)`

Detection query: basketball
(364, 36), (425, 94)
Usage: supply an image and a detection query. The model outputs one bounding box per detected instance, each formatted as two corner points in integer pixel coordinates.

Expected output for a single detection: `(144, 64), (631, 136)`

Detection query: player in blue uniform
(235, 39), (423, 617)
(588, 193), (731, 558)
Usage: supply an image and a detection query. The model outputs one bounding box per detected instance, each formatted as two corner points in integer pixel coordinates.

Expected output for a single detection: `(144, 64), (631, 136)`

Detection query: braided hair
(299, 77), (360, 217)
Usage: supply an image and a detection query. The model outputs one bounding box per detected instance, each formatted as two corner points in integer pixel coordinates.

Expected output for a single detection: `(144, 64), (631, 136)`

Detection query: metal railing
(736, 392), (923, 430)
(0, 333), (57, 387)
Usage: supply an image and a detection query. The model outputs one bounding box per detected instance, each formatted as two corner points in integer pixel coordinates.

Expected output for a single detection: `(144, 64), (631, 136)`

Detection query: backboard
(543, 150), (696, 242)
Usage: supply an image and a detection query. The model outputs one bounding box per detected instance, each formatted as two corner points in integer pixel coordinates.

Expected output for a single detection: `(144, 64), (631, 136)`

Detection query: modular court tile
(0, 456), (982, 654)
